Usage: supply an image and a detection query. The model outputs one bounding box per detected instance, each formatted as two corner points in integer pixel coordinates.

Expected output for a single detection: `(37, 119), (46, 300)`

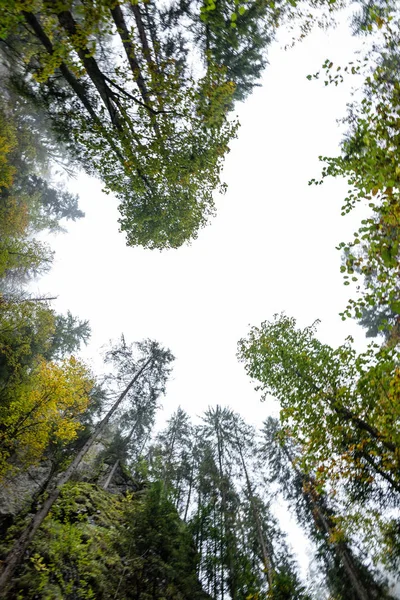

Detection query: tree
(101, 364), (167, 491)
(0, 238), (54, 285)
(0, 357), (93, 481)
(0, 337), (174, 595)
(149, 407), (195, 512)
(194, 406), (308, 599)
(237, 314), (400, 496)
(119, 480), (210, 600)
(44, 311), (91, 361)
(1, 0), (239, 249)
(0, 98), (83, 236)
(0, 299), (56, 385)
(309, 5), (400, 327)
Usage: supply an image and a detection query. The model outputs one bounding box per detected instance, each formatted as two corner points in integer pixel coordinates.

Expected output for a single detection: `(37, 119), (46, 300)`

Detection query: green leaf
(390, 301), (400, 314)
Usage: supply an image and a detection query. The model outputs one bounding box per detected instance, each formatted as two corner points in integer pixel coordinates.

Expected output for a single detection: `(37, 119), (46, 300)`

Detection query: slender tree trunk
(10, 296), (57, 304)
(161, 421), (177, 494)
(333, 402), (397, 453)
(22, 12), (98, 122)
(102, 417), (139, 491)
(129, 4), (164, 111)
(311, 497), (370, 600)
(357, 448), (400, 493)
(213, 500), (218, 600)
(183, 455), (195, 523)
(216, 422), (225, 600)
(0, 358), (151, 596)
(174, 474), (182, 510)
(130, 4), (153, 66)
(297, 369), (398, 454)
(143, 3), (161, 70)
(196, 488), (203, 579)
(102, 459), (120, 491)
(235, 430), (274, 589)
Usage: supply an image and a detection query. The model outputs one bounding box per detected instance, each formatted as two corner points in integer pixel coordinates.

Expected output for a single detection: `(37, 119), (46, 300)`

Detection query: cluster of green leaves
(0, 0), (346, 249)
(309, 7), (400, 338)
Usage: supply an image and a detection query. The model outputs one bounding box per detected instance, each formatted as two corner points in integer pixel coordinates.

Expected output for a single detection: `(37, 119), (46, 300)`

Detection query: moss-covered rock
(13, 483), (124, 599)
(6, 482), (210, 600)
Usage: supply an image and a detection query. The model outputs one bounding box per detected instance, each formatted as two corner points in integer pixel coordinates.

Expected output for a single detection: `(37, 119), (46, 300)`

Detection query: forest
(0, 0), (399, 598)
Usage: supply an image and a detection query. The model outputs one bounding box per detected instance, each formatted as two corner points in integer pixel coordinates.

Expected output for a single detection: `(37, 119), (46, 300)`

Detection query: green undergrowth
(6, 481), (209, 600)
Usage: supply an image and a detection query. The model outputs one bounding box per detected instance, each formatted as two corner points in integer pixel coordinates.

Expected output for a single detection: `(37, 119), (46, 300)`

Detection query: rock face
(0, 442), (106, 527)
(0, 461), (53, 527)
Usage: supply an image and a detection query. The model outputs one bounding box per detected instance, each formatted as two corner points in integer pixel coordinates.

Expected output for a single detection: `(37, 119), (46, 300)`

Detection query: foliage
(0, 299), (56, 384)
(0, 107), (17, 190)
(260, 417), (393, 599)
(2, 481), (209, 600)
(0, 357), (93, 480)
(120, 481), (209, 600)
(0, 0), (240, 249)
(44, 311), (91, 361)
(237, 314), (400, 496)
(309, 7), (400, 330)
(9, 483), (125, 599)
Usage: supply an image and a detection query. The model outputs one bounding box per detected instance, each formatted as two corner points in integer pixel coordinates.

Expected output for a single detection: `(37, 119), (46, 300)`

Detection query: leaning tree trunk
(0, 358), (151, 597)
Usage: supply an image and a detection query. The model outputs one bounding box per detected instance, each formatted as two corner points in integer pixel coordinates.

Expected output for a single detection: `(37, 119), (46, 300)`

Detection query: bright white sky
(35, 12), (377, 583)
(39, 12), (368, 427)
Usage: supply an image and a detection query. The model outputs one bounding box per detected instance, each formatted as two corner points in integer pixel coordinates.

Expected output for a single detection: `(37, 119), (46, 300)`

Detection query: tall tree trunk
(216, 421), (225, 600)
(333, 402), (397, 453)
(310, 495), (370, 600)
(109, 5), (150, 106)
(130, 4), (153, 66)
(356, 447), (400, 493)
(304, 373), (398, 454)
(102, 459), (120, 492)
(22, 12), (98, 122)
(195, 488), (203, 579)
(143, 3), (161, 70)
(54, 8), (122, 129)
(22, 11), (127, 167)
(213, 500), (218, 600)
(234, 429), (274, 589)
(0, 358), (151, 597)
(183, 455), (195, 523)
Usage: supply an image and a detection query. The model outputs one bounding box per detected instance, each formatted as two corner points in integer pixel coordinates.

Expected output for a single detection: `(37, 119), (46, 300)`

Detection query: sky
(39, 11), (368, 429)
(32, 11), (379, 582)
